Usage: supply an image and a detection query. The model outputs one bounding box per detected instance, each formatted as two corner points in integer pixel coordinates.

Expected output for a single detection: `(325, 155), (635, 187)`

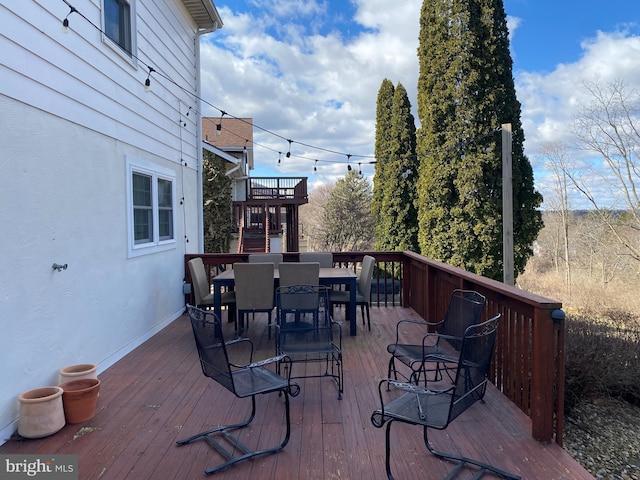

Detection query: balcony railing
(247, 177), (308, 204)
(184, 251), (565, 446)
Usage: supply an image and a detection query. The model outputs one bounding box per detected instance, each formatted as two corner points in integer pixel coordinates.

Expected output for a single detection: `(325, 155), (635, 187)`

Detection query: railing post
(552, 308), (566, 446)
(530, 307), (555, 442)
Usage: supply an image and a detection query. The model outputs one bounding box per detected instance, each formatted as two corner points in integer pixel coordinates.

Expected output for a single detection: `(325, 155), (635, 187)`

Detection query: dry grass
(518, 267), (640, 410)
(518, 268), (640, 316)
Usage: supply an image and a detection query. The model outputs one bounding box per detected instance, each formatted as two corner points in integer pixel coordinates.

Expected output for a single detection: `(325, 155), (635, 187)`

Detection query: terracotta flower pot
(18, 386), (66, 438)
(59, 378), (100, 424)
(59, 363), (98, 384)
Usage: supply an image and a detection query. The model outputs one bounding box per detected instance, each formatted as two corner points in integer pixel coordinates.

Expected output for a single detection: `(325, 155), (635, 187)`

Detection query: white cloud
(517, 30), (640, 154)
(200, 2), (421, 184)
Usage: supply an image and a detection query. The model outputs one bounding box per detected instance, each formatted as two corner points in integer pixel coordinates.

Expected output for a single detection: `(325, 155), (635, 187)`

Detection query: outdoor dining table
(211, 266), (360, 336)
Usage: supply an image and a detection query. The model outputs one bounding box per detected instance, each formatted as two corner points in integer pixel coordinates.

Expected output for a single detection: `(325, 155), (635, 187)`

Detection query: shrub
(564, 308), (640, 411)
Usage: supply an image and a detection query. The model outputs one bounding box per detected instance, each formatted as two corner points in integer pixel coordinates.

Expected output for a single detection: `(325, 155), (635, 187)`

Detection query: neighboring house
(203, 117), (308, 253)
(0, 0), (222, 442)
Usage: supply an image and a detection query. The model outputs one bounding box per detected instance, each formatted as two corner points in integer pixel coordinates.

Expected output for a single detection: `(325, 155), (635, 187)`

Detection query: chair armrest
(393, 318), (443, 344)
(225, 336), (255, 364)
(331, 320), (343, 349)
(245, 354), (287, 369)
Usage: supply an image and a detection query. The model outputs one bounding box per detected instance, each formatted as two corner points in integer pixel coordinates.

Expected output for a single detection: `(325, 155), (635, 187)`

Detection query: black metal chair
(372, 314), (520, 480)
(275, 285), (344, 399)
(176, 305), (299, 475)
(387, 289), (486, 385)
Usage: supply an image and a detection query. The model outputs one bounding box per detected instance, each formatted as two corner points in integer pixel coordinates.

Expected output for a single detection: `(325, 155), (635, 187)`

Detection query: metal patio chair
(275, 285), (344, 399)
(387, 289), (486, 385)
(372, 314), (520, 480)
(176, 306), (299, 475)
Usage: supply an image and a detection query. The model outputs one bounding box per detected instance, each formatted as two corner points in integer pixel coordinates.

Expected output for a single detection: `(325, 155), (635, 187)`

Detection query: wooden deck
(1, 306), (593, 480)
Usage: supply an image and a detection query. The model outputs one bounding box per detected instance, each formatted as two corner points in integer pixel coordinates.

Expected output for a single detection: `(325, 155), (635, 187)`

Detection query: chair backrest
(276, 285), (331, 330)
(358, 255), (376, 298)
(186, 305), (236, 393)
(188, 257), (210, 306)
(234, 262), (275, 310)
(440, 289), (486, 342)
(299, 252), (333, 268)
(249, 253), (283, 265)
(279, 262), (320, 288)
(448, 313), (501, 424)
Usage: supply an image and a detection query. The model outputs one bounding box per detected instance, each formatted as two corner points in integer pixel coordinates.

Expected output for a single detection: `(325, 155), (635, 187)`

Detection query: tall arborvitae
(416, 0), (542, 280)
(373, 81), (419, 252)
(372, 78), (395, 242)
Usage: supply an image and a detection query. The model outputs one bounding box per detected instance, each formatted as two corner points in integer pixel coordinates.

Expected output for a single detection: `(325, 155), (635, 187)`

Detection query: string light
(61, 5), (76, 33)
(144, 66), (155, 92)
(216, 111), (225, 136)
(277, 152), (282, 165)
(58, 1), (503, 175)
(314, 160), (318, 173)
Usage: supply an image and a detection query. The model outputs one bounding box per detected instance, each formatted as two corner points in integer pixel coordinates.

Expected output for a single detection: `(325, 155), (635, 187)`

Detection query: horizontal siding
(0, 0), (203, 166)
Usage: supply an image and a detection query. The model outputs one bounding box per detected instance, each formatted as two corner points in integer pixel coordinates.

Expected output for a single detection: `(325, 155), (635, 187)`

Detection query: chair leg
(176, 392), (293, 475)
(422, 425), (521, 479)
(366, 304), (371, 331)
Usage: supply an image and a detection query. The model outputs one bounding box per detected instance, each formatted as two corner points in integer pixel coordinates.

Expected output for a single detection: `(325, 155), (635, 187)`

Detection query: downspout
(195, 23), (220, 253)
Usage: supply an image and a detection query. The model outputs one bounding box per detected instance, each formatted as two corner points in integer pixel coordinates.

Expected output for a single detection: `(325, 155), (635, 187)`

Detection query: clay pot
(18, 386), (66, 438)
(59, 378), (100, 424)
(59, 363), (98, 384)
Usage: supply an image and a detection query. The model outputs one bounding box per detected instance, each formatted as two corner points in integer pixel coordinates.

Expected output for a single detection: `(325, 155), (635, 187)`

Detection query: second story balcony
(245, 177), (308, 204)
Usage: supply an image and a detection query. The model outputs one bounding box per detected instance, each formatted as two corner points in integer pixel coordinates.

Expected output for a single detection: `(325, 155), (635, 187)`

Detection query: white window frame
(126, 156), (177, 258)
(101, 0), (137, 64)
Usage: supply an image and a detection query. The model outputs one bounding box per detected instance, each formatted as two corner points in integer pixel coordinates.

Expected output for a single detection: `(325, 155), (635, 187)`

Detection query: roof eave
(182, 0), (223, 31)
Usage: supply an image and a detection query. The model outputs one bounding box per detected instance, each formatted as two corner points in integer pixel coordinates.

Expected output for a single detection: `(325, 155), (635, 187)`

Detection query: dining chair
(278, 262), (321, 327)
(329, 255), (376, 330)
(248, 253), (283, 266)
(278, 262), (320, 288)
(233, 262), (276, 338)
(188, 257), (235, 324)
(299, 252), (333, 268)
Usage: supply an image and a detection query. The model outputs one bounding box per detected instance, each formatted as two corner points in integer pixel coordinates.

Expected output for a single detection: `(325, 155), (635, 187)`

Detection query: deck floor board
(1, 307), (593, 480)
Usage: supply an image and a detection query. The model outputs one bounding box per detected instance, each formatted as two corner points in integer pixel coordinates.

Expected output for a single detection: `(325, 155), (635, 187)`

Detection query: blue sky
(200, 0), (640, 208)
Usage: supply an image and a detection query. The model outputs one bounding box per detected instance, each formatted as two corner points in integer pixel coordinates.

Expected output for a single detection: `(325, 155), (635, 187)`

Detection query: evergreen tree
(373, 81), (419, 252)
(416, 0), (542, 280)
(202, 150), (233, 253)
(324, 170), (375, 252)
(372, 79), (395, 237)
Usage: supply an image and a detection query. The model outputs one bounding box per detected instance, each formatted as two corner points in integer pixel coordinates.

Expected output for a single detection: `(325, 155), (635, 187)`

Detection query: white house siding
(0, 0), (215, 441)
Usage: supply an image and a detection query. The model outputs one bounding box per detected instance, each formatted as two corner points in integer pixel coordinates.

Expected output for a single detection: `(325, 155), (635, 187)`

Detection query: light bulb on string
(277, 152), (282, 166)
(358, 162), (362, 175)
(313, 160), (318, 173)
(143, 66), (155, 92)
(61, 6), (77, 33)
(286, 139), (292, 158)
(216, 111), (225, 136)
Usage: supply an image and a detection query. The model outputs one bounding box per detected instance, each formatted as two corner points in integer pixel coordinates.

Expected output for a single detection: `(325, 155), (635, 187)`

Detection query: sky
(199, 0), (640, 208)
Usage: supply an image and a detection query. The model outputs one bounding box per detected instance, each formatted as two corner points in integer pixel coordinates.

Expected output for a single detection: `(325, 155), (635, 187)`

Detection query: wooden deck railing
(184, 251), (565, 446)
